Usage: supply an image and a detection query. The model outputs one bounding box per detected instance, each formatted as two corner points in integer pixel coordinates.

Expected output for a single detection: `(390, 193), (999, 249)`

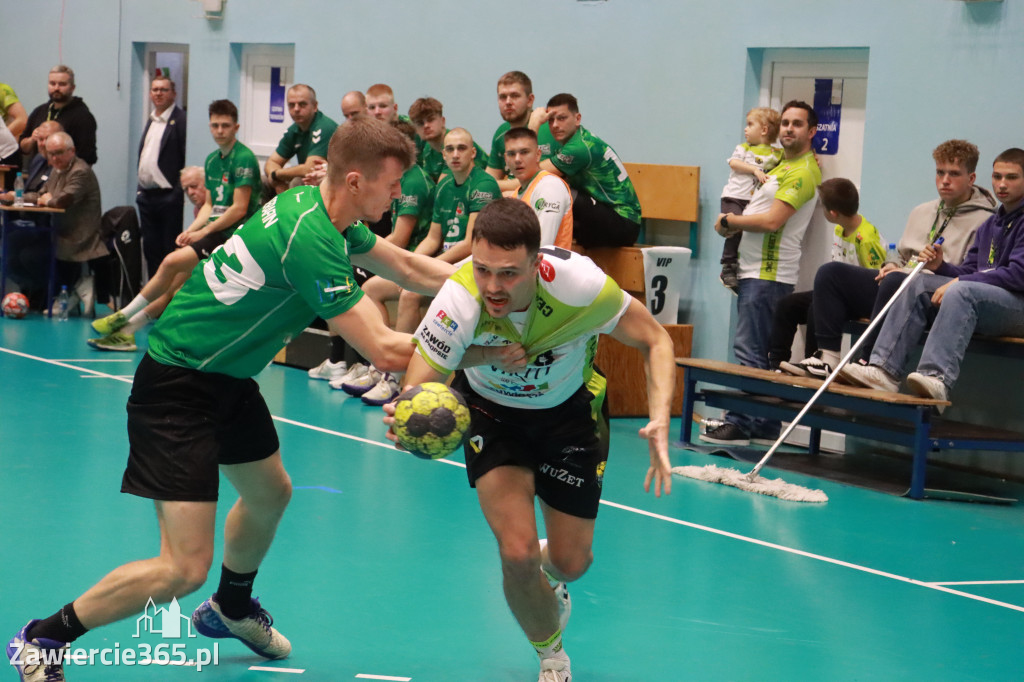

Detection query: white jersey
(518, 170), (573, 249)
(414, 247), (629, 409)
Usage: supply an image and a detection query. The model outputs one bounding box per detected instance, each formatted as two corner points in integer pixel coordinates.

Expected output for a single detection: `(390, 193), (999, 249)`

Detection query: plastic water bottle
(57, 285), (69, 321)
(13, 172), (24, 207)
(886, 242), (898, 264)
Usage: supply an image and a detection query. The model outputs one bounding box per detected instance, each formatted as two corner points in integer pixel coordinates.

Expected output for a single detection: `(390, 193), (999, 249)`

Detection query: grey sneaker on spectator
(699, 422), (750, 446)
(907, 372), (948, 413)
(329, 362), (368, 390)
(307, 359), (347, 381)
(838, 364), (899, 393)
(719, 262), (739, 294)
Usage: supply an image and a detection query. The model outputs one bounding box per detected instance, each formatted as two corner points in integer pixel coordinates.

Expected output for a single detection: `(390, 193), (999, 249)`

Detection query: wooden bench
(573, 161), (700, 297)
(675, 357), (1024, 499)
(846, 319), (1024, 359)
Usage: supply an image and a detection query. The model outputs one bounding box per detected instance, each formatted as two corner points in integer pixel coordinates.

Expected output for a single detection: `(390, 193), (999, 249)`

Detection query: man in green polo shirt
(8, 118), (455, 681)
(265, 84), (338, 194)
(409, 96), (489, 182)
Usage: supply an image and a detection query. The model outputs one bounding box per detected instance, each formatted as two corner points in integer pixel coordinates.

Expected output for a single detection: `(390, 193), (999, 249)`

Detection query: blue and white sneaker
(361, 372), (400, 406)
(191, 596), (291, 659)
(7, 620), (67, 682)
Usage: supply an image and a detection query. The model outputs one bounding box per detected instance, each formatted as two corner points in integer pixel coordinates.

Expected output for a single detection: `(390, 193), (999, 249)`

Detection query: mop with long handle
(674, 244), (939, 502)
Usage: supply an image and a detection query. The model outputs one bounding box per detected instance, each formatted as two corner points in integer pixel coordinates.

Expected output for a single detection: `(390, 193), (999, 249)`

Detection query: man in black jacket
(136, 75), (187, 276)
(19, 65), (98, 166)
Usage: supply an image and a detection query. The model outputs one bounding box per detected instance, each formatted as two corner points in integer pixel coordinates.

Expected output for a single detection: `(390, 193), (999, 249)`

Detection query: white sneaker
(307, 359), (347, 381)
(538, 655), (572, 682)
(339, 364), (383, 396)
(329, 362), (368, 390)
(361, 372), (400, 405)
(538, 539), (571, 632)
(838, 364), (899, 392)
(907, 372), (948, 413)
(191, 595), (291, 660)
(780, 351), (832, 379)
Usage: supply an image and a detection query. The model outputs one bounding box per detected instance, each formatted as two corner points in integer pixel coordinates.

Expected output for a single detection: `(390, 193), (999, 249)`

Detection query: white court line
(249, 665), (305, 673)
(54, 358), (134, 362)
(81, 374), (134, 379)
(5, 346), (1023, 615)
(928, 579), (1024, 586)
(356, 674), (412, 681)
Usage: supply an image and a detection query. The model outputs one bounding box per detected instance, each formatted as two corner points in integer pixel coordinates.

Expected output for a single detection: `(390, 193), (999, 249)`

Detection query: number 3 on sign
(648, 274), (667, 315)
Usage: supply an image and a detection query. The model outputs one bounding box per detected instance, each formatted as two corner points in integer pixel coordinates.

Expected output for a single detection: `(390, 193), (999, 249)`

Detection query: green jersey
(274, 110), (338, 163)
(537, 122), (559, 161)
(204, 141), (262, 233)
(392, 163), (435, 250)
(548, 126), (640, 224)
(148, 185), (376, 378)
(431, 167), (500, 250)
(488, 121), (512, 172)
(419, 130), (490, 182)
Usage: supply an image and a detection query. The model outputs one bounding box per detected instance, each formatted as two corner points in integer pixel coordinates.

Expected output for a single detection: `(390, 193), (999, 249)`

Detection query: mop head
(672, 464), (828, 503)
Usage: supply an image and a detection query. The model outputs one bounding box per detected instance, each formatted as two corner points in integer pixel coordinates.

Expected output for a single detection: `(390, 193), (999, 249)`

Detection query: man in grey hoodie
(781, 139), (996, 378)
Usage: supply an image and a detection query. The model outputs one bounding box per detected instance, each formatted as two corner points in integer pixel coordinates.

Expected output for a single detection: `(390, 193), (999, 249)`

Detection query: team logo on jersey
(455, 202), (465, 216)
(539, 258), (555, 283)
(317, 277), (353, 303)
(534, 198), (547, 211)
(221, 172), (230, 184)
(312, 128), (322, 144)
(557, 151), (573, 165)
(469, 435), (483, 453)
(470, 189), (494, 202)
(433, 309), (459, 335)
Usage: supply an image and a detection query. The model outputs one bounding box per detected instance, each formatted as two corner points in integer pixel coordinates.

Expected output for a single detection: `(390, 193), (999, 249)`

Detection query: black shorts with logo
(452, 372), (610, 520)
(189, 229), (230, 260)
(121, 353), (280, 502)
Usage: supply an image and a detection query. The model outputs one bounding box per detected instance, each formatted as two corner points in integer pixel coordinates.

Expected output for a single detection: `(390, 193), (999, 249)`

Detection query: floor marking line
(599, 500), (1024, 614)
(355, 675), (412, 681)
(6, 346), (1021, 615)
(248, 665), (305, 673)
(54, 358), (134, 362)
(927, 579), (1024, 586)
(80, 374), (134, 379)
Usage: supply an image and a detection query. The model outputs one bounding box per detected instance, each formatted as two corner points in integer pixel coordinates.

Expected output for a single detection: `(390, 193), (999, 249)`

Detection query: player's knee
(164, 553), (214, 597)
(548, 545), (593, 582)
(498, 540), (542, 582)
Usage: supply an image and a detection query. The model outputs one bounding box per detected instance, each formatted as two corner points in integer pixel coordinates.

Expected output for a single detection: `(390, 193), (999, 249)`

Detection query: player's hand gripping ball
(2, 292), (29, 319)
(392, 382), (471, 459)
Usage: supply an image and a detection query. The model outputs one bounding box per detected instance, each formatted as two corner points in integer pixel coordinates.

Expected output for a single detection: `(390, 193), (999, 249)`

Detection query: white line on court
(81, 374), (134, 379)
(54, 358), (134, 362)
(249, 665), (305, 674)
(355, 674), (413, 681)
(5, 346), (1022, 615)
(927, 579), (1024, 586)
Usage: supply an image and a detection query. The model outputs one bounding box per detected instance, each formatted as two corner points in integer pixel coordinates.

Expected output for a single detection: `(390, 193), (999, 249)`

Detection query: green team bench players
(8, 117), (454, 682)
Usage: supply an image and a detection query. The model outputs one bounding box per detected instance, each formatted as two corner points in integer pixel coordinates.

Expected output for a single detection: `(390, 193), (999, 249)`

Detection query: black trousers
(137, 187), (184, 278)
(768, 290), (817, 366)
(572, 192), (641, 248)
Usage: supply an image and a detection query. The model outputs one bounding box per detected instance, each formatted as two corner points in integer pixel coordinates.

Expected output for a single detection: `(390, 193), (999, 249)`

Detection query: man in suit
(136, 75), (186, 277)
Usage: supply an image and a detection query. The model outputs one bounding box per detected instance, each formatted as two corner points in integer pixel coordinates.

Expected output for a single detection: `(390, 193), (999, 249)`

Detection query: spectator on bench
(785, 139), (995, 378)
(702, 100), (822, 447)
(775, 178), (885, 375)
(265, 84), (338, 194)
(530, 93), (641, 248)
(340, 91), (367, 121)
(839, 148), (1024, 409)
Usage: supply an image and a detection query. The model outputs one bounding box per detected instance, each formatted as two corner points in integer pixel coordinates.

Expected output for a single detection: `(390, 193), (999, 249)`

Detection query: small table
(0, 204), (64, 317)
(0, 164), (15, 189)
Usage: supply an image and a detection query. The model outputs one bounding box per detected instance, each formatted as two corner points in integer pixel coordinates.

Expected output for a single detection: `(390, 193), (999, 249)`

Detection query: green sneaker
(91, 310), (128, 335)
(87, 331), (137, 352)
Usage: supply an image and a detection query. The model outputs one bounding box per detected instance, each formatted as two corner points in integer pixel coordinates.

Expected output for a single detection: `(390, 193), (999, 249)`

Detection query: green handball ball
(393, 382), (471, 459)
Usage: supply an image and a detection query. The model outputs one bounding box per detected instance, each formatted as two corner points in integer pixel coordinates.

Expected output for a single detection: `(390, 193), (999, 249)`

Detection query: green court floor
(2, 315), (1022, 681)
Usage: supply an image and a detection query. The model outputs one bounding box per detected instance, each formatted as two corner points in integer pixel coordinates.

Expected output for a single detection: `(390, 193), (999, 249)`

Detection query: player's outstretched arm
(353, 234), (454, 297)
(608, 298), (675, 497)
(327, 296), (415, 373)
(382, 352), (450, 447)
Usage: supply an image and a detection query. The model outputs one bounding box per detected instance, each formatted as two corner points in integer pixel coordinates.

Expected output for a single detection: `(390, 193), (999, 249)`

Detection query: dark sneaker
(192, 596), (291, 659)
(7, 620), (67, 682)
(780, 350), (831, 379)
(699, 422), (750, 446)
(719, 262), (739, 294)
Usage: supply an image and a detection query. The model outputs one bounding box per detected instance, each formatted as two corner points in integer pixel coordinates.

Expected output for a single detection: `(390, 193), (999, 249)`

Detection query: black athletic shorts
(452, 372), (610, 520)
(189, 230), (229, 260)
(121, 353), (280, 502)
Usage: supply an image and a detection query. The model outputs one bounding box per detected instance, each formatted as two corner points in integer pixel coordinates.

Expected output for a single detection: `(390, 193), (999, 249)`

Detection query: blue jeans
(870, 276), (1024, 389)
(726, 277), (794, 437)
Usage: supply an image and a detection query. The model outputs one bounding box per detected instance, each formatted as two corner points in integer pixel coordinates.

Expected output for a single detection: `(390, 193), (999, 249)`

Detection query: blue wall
(4, 0), (1022, 468)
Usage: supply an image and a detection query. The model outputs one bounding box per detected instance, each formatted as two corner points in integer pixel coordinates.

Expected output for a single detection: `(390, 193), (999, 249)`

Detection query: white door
(239, 44), (294, 167)
(761, 49), (869, 452)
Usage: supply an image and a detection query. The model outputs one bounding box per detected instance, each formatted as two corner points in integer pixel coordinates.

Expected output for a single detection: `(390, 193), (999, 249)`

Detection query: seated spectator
(20, 65), (98, 166)
(340, 91), (367, 120)
(530, 93), (642, 247)
(409, 97), (488, 182)
(7, 132), (107, 310)
(265, 84), (338, 194)
(839, 148), (1024, 408)
(775, 178), (885, 375)
(784, 139), (995, 377)
(0, 121), (63, 205)
(504, 126), (573, 248)
(179, 165), (206, 217)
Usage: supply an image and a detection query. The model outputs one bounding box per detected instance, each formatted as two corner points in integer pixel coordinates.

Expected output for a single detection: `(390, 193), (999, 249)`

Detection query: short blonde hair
(933, 139), (980, 174)
(747, 107), (781, 144)
(326, 117), (416, 183)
